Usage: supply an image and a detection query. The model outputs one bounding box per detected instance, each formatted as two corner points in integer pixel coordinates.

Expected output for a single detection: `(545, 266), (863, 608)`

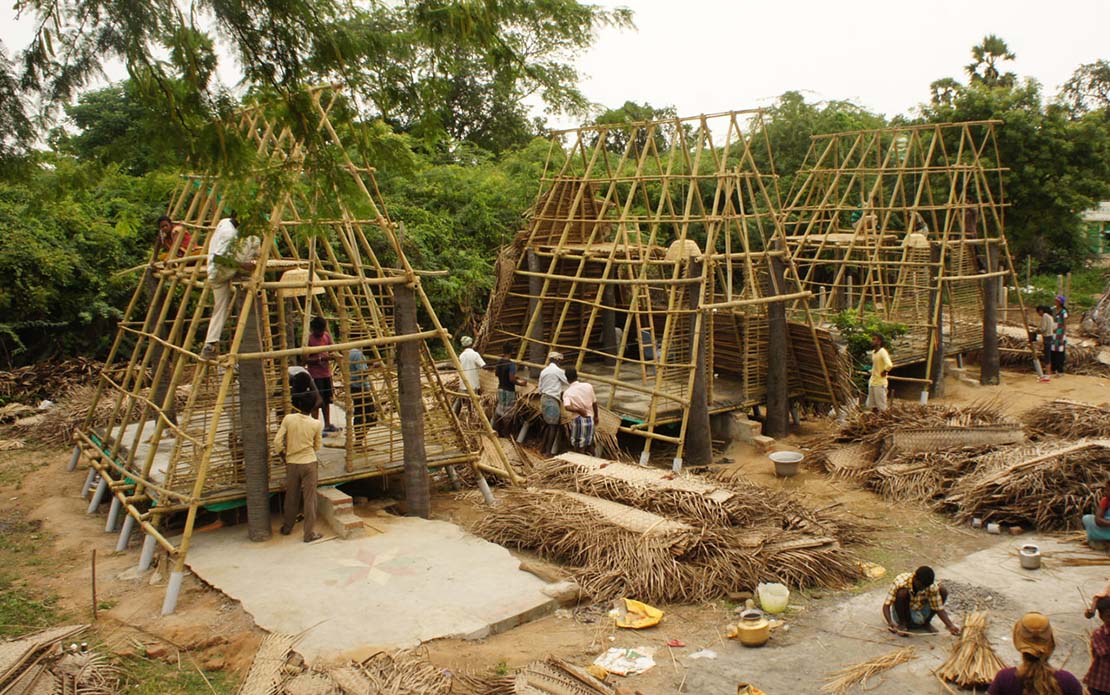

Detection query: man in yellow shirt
(866, 334), (893, 412)
(274, 392), (324, 542)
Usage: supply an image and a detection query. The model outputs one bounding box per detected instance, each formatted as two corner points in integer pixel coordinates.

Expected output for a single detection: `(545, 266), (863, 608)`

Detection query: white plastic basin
(768, 451), (804, 477)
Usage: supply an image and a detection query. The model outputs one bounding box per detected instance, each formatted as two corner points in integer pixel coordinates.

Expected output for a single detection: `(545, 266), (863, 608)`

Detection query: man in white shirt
(562, 366), (598, 453)
(455, 336), (485, 417)
(538, 351), (568, 454)
(201, 216), (258, 360)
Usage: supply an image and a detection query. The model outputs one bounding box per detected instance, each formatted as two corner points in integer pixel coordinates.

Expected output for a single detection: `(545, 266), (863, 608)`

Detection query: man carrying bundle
(882, 565), (961, 636)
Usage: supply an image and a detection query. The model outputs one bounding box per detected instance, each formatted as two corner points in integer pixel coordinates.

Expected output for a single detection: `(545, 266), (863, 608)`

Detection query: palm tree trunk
(239, 293), (271, 541)
(395, 282), (430, 518)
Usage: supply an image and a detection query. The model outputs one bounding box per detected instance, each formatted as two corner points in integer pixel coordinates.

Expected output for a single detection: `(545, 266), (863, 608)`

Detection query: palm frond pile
(475, 487), (858, 603)
(1023, 399), (1110, 440)
(943, 440), (1110, 530)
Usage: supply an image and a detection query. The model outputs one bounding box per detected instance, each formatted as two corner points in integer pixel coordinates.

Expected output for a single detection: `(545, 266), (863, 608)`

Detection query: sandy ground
(0, 365), (1107, 693)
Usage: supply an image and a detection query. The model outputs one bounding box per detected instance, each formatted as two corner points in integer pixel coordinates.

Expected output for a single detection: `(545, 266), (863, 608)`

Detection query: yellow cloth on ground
(870, 347), (893, 387)
(274, 413), (323, 464)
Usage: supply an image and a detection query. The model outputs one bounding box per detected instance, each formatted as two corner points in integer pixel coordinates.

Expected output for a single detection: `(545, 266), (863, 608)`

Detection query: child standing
(274, 392), (324, 542)
(1085, 596), (1110, 695)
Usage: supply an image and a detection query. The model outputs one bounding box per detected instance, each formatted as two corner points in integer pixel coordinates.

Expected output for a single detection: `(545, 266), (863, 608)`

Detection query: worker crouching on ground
(562, 367), (598, 454)
(867, 334), (892, 412)
(987, 613), (1082, 695)
(882, 566), (961, 636)
(275, 392), (324, 543)
(1083, 480), (1110, 549)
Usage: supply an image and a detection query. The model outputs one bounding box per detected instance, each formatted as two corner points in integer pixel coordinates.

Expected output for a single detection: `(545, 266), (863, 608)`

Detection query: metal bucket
(1019, 544), (1041, 570)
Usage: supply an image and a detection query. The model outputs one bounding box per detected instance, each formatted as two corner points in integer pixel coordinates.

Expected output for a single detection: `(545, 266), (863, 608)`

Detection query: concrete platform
(681, 536), (1109, 694)
(183, 516), (558, 664)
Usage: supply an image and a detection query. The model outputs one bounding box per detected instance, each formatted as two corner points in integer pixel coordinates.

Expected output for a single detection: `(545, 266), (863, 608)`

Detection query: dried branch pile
(871, 447), (995, 503)
(936, 611), (1006, 688)
(475, 488), (859, 603)
(820, 647), (916, 695)
(1023, 399), (1110, 440)
(989, 333), (1110, 376)
(943, 440), (1110, 530)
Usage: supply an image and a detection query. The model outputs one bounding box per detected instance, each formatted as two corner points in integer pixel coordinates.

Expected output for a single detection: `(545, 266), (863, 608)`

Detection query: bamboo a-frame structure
(71, 86), (513, 613)
(477, 111), (843, 465)
(783, 121), (1028, 392)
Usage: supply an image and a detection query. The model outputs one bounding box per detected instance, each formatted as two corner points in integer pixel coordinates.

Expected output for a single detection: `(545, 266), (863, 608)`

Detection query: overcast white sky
(4, 0), (1108, 125)
(551, 0), (1109, 125)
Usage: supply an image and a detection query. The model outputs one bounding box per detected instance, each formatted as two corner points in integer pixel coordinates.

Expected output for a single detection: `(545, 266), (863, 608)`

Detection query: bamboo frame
(475, 111), (842, 463)
(782, 121), (1033, 386)
(75, 86), (514, 611)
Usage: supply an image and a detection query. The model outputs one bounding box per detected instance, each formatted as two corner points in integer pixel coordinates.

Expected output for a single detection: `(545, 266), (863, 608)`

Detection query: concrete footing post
(116, 514), (135, 551)
(161, 571), (184, 615)
(515, 421), (530, 443)
(919, 390), (930, 405)
(81, 469), (97, 499)
(639, 450), (650, 467)
(87, 478), (108, 514)
(138, 533), (157, 572)
(104, 496), (121, 532)
(67, 445), (81, 472)
(672, 457), (682, 473)
(475, 473), (496, 505)
(445, 465), (462, 492)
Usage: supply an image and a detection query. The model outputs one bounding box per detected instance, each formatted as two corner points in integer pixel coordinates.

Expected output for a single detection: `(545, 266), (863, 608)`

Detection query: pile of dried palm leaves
(870, 446), (996, 504)
(1023, 399), (1110, 439)
(943, 440), (1110, 530)
(820, 646), (916, 695)
(533, 453), (861, 544)
(0, 356), (102, 402)
(936, 611), (1006, 688)
(475, 487), (858, 603)
(988, 333), (1110, 376)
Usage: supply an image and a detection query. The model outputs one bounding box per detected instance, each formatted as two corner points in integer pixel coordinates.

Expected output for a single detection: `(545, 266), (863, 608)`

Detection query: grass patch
(1016, 266), (1108, 314)
(0, 574), (64, 638)
(120, 655), (234, 695)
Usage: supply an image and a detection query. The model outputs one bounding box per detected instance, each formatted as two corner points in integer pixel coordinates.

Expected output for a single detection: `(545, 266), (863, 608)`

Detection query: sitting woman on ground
(1084, 480), (1110, 550)
(987, 612), (1082, 695)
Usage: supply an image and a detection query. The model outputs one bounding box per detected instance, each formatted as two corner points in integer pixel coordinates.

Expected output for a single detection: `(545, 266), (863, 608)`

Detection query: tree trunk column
(526, 250), (546, 377)
(684, 259), (712, 468)
(980, 243), (1001, 385)
(240, 293), (271, 542)
(395, 281), (431, 519)
(928, 243), (946, 399)
(765, 251), (789, 439)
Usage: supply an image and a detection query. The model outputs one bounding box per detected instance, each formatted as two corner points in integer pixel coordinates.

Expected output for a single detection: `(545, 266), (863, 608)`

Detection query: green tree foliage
(965, 34), (1017, 88)
(591, 101), (678, 153)
(0, 156), (173, 363)
(922, 39), (1110, 272)
(750, 91), (885, 194)
(1059, 60), (1110, 118)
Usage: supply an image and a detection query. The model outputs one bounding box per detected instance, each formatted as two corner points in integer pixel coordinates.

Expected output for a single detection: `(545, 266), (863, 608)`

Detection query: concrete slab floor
(668, 537), (1108, 694)
(183, 515), (558, 664)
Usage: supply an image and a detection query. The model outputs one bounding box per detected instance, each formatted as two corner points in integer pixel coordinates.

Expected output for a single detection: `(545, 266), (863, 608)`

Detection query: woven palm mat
(535, 453), (860, 543)
(0, 624), (87, 691)
(474, 488), (859, 603)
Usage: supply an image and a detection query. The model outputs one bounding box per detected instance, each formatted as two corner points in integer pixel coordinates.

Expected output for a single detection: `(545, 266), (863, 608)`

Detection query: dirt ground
(0, 365), (1107, 693)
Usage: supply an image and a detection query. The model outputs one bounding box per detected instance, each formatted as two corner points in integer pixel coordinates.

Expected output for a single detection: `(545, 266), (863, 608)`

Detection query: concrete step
(751, 434), (776, 453)
(317, 487), (364, 539)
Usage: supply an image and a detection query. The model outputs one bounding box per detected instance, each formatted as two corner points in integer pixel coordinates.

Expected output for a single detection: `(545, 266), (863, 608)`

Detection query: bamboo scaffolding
(74, 86), (513, 613)
(475, 110), (842, 462)
(783, 122), (1035, 396)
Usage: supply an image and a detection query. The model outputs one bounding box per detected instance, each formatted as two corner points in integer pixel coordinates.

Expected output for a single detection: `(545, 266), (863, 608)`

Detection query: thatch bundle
(943, 440), (1110, 530)
(820, 647), (916, 695)
(936, 611), (1006, 688)
(0, 356), (101, 402)
(1023, 399), (1110, 440)
(475, 488), (858, 603)
(871, 447), (994, 503)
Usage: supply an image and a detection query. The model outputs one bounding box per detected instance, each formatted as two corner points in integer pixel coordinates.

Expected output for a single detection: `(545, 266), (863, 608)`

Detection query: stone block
(710, 412), (762, 443)
(751, 435), (775, 453)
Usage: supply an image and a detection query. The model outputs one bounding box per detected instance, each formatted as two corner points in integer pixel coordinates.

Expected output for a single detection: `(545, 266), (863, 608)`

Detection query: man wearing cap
(456, 336), (485, 415)
(538, 351), (568, 454)
(882, 566), (960, 636)
(988, 612), (1082, 694)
